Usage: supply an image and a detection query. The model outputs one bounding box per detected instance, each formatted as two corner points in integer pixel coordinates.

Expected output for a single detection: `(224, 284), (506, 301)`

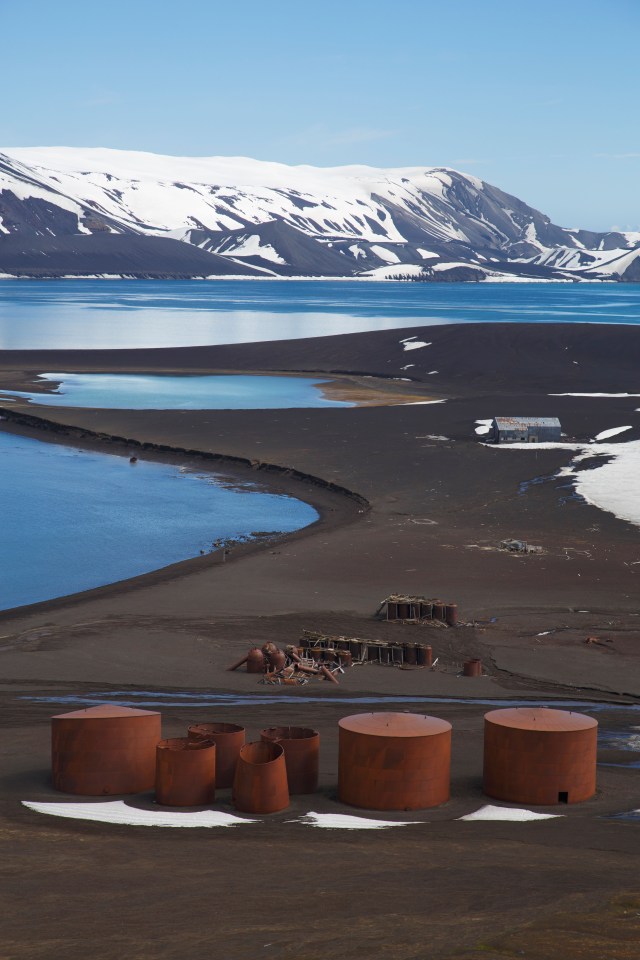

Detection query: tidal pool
(0, 431), (318, 610)
(1, 372), (353, 409)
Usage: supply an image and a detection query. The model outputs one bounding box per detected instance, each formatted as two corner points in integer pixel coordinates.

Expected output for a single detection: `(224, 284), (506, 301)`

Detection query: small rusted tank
(51, 704), (161, 796)
(432, 601), (446, 621)
(246, 647), (266, 673)
(155, 737), (216, 806)
(233, 741), (289, 813)
(261, 642), (279, 662)
(261, 726), (320, 794)
(386, 601), (398, 620)
(483, 707), (597, 805)
(188, 722), (245, 788)
(338, 712), (451, 811)
(269, 650), (287, 672)
(420, 601), (433, 620)
(403, 643), (418, 665)
(463, 659), (482, 677)
(416, 644), (433, 667)
(397, 602), (410, 620)
(445, 603), (458, 627)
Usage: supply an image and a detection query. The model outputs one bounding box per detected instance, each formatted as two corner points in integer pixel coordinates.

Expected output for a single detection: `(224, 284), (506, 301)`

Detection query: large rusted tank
(338, 712), (451, 810)
(187, 722), (245, 788)
(260, 726), (320, 794)
(483, 707), (597, 805)
(155, 737), (216, 807)
(233, 741), (290, 813)
(51, 704), (161, 796)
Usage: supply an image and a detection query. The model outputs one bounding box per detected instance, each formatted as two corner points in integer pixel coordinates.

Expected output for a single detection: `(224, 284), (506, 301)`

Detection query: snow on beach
(486, 432), (640, 529)
(22, 800), (256, 828)
(292, 812), (416, 830)
(400, 336), (432, 352)
(459, 805), (562, 822)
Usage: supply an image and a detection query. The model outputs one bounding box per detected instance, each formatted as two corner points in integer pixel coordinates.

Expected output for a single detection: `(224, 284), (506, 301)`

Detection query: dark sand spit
(1, 322), (640, 959)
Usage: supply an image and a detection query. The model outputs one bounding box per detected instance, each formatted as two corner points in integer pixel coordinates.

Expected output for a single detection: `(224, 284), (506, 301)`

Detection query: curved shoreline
(0, 405), (370, 620)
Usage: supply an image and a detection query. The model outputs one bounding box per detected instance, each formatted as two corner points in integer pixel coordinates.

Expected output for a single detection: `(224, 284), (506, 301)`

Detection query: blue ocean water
(0, 279), (638, 350)
(0, 431), (318, 610)
(1, 372), (353, 409)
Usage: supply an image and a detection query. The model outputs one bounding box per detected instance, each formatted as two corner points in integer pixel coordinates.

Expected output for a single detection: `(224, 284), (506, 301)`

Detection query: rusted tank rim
(238, 741), (284, 765)
(261, 726), (318, 742)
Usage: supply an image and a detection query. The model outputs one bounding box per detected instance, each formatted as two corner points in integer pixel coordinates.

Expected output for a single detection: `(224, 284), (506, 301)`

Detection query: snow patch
(475, 418), (492, 435)
(291, 811), (416, 830)
(370, 245), (400, 264)
(592, 426), (633, 441)
(22, 800), (256, 829)
(400, 337), (431, 351)
(459, 805), (562, 822)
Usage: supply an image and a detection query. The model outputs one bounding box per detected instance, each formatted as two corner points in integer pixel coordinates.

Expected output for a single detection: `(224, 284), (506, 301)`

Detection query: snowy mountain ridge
(0, 147), (638, 280)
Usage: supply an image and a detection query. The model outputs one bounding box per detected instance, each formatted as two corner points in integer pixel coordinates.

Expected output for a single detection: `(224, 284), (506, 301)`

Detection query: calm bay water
(0, 432), (318, 610)
(2, 372), (352, 409)
(0, 279), (639, 350)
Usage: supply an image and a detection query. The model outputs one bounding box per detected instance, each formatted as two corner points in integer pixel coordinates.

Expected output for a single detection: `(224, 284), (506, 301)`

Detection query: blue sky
(1, 0), (638, 231)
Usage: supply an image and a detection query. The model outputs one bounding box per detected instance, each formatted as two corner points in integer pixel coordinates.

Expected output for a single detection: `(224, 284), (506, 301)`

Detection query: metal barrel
(403, 643), (418, 665)
(349, 639), (363, 659)
(155, 737), (216, 807)
(463, 659), (482, 677)
(445, 604), (458, 627)
(397, 602), (410, 620)
(188, 722), (245, 788)
(260, 726), (320, 794)
(232, 741), (290, 813)
(420, 602), (433, 620)
(432, 602), (446, 621)
(51, 705), (161, 796)
(269, 650), (287, 672)
(386, 601), (398, 621)
(416, 644), (433, 667)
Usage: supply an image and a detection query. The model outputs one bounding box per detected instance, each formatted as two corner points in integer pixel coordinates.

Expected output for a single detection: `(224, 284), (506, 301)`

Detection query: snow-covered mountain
(0, 147), (638, 280)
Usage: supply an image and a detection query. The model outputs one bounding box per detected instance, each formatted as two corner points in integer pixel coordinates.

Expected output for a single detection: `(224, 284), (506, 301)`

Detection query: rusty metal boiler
(233, 741), (290, 814)
(483, 707), (597, 805)
(187, 722), (245, 788)
(338, 712), (452, 810)
(155, 737), (216, 806)
(260, 726), (320, 794)
(51, 704), (161, 795)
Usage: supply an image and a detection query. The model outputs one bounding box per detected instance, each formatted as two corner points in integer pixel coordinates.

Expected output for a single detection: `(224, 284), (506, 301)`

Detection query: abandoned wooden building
(490, 417), (561, 443)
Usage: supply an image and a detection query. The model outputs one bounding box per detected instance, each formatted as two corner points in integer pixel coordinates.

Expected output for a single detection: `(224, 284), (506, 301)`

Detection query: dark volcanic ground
(1, 321), (640, 959)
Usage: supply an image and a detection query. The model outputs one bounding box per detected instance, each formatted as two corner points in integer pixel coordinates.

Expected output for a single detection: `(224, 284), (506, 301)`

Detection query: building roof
(493, 417), (561, 428)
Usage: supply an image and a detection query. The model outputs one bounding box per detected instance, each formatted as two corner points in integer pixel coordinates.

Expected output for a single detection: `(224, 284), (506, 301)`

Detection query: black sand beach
(1, 322), (640, 959)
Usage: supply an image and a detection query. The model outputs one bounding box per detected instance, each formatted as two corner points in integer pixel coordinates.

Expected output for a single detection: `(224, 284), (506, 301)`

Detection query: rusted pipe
(320, 665), (339, 685)
(227, 654), (248, 672)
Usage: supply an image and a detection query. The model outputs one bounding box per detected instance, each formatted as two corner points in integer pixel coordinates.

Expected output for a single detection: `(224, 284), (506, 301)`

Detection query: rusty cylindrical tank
(416, 644), (433, 667)
(397, 602), (410, 620)
(463, 659), (483, 677)
(155, 737), (216, 806)
(261, 726), (320, 794)
(445, 603), (458, 627)
(403, 643), (418, 665)
(386, 601), (398, 620)
(483, 707), (598, 805)
(233, 741), (290, 813)
(246, 647), (266, 673)
(432, 602), (445, 621)
(51, 705), (161, 796)
(420, 601), (433, 620)
(188, 722), (246, 788)
(338, 712), (451, 811)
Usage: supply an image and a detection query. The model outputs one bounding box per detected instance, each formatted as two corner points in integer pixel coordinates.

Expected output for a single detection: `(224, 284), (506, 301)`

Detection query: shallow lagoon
(0, 279), (638, 350)
(0, 431), (318, 610)
(2, 372), (353, 410)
